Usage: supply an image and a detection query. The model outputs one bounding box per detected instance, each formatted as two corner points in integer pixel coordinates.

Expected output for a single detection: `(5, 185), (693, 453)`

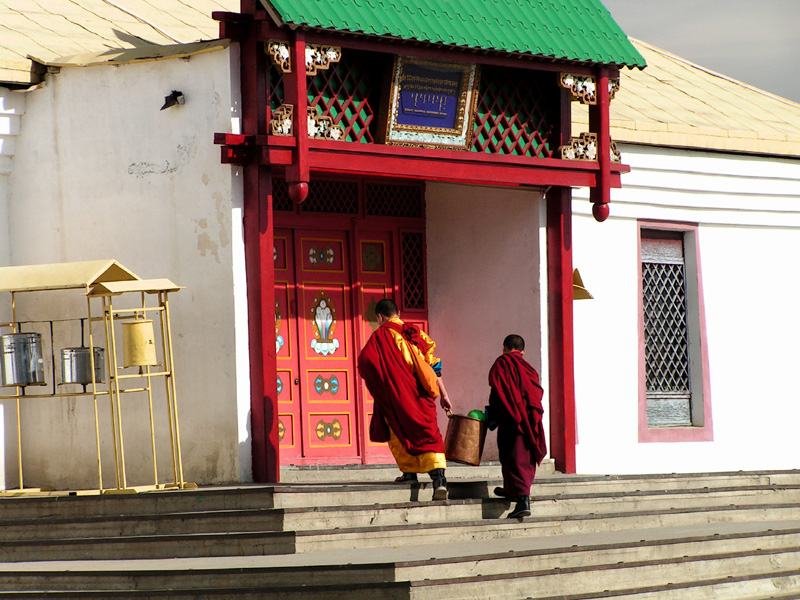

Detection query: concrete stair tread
(6, 497), (800, 548)
(3, 519), (799, 571)
(6, 482), (797, 542)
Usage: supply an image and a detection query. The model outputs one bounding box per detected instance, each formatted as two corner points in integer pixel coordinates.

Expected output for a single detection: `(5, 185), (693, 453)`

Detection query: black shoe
(494, 486), (509, 498)
(394, 472), (418, 483)
(507, 496), (531, 519)
(429, 468), (448, 500)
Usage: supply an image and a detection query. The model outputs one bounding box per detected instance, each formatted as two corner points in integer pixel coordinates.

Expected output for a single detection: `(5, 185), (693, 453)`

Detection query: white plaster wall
(6, 49), (246, 488)
(0, 87), (26, 488)
(0, 87), (25, 272)
(572, 144), (800, 474)
(426, 182), (546, 462)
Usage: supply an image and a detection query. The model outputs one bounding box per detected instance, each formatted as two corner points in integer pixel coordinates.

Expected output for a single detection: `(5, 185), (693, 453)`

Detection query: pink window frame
(637, 221), (713, 443)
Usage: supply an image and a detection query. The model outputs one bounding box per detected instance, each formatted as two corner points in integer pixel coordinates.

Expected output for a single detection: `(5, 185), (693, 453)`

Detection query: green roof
(262, 0), (646, 68)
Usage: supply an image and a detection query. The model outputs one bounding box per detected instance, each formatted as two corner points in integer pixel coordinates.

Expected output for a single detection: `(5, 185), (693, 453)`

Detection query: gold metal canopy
(0, 260), (139, 293)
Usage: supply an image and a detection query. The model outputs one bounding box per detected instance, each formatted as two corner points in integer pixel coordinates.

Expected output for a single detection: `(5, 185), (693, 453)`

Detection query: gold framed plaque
(383, 56), (480, 149)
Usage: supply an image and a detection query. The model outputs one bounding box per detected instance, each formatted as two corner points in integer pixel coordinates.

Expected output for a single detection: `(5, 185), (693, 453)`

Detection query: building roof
(0, 0), (233, 86)
(574, 39), (800, 157)
(1, 3), (798, 158)
(261, 0), (646, 69)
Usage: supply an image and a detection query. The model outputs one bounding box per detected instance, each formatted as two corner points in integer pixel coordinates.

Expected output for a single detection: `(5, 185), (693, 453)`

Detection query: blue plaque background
(396, 63), (462, 131)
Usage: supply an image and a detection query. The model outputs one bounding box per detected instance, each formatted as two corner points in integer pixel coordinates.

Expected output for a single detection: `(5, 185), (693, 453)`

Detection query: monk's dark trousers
(497, 424), (537, 498)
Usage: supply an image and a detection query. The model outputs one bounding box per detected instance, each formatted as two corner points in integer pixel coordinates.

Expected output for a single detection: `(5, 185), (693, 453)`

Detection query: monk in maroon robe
(488, 334), (547, 518)
(358, 299), (452, 499)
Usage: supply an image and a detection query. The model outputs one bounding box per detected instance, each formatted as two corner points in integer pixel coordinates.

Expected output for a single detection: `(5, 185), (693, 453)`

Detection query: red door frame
(217, 5), (622, 481)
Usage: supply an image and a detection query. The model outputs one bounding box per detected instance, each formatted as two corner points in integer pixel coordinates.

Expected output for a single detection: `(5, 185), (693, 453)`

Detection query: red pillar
(546, 186), (576, 474)
(240, 8), (279, 483)
(589, 67), (611, 222)
(284, 30), (310, 203)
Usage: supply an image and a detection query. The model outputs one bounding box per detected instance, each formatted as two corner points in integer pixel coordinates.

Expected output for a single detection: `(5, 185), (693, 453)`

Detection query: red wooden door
(274, 228), (300, 458)
(355, 229), (395, 462)
(275, 228), (361, 461)
(274, 221), (425, 464)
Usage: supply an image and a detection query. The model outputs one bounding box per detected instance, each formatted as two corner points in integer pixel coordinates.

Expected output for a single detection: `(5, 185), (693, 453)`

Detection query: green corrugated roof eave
(260, 0), (646, 68)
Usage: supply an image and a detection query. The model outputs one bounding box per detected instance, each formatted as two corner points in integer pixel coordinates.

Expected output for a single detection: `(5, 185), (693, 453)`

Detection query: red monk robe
(488, 350), (547, 498)
(358, 320), (445, 462)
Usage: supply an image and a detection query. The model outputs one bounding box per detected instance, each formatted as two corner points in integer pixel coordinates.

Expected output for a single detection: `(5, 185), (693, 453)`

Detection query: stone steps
(2, 483), (797, 543)
(0, 470), (798, 598)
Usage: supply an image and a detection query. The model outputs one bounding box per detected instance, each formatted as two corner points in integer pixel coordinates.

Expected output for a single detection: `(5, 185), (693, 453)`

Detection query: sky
(599, 0), (800, 103)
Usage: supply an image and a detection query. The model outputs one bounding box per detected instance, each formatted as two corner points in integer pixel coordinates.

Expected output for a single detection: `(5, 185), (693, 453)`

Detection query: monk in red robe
(488, 334), (547, 518)
(358, 299), (452, 499)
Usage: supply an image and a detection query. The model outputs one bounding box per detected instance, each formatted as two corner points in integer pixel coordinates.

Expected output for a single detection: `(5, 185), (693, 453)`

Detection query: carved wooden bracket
(270, 104), (294, 136)
(559, 74), (620, 104)
(305, 44), (342, 75)
(266, 40), (291, 73)
(610, 139), (621, 163)
(307, 107), (344, 141)
(560, 133), (622, 162)
(560, 132), (597, 160)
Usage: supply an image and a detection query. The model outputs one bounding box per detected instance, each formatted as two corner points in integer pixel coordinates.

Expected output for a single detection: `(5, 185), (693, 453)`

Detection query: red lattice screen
(471, 67), (557, 157)
(365, 183), (424, 218)
(300, 180), (359, 214)
(272, 176), (292, 211)
(268, 65), (285, 125)
(401, 231), (426, 311)
(308, 52), (379, 144)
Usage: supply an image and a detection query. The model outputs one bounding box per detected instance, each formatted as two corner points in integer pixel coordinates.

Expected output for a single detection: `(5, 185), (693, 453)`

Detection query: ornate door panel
(274, 228), (300, 458)
(355, 230), (395, 461)
(295, 230), (358, 459)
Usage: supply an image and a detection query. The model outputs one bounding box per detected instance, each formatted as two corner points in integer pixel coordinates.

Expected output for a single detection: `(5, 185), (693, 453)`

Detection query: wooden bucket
(444, 413), (487, 466)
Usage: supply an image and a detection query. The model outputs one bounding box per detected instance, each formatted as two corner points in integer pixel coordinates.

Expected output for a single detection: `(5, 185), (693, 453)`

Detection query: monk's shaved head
(503, 334), (525, 351)
(375, 298), (399, 318)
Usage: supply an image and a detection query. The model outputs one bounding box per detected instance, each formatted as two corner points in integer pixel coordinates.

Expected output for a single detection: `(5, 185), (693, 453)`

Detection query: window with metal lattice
(641, 230), (692, 427)
(638, 225), (712, 441)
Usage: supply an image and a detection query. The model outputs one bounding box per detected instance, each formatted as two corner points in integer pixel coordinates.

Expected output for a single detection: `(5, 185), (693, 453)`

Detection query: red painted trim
(546, 186), (576, 474)
(260, 139), (629, 188)
(637, 221), (713, 443)
(265, 136), (631, 174)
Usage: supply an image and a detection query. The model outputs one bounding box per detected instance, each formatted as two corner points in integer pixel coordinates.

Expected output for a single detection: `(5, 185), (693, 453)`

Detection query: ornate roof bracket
(266, 40), (291, 73)
(307, 107), (344, 141)
(560, 132), (621, 163)
(266, 41), (342, 76)
(305, 44), (341, 75)
(560, 132), (597, 160)
(270, 104), (294, 136)
(559, 73), (620, 104)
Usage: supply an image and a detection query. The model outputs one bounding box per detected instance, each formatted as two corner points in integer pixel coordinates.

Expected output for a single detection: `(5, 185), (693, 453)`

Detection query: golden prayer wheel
(122, 320), (158, 367)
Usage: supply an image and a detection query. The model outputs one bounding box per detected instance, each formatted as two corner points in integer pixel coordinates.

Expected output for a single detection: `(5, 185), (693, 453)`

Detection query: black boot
(507, 495), (531, 519)
(394, 472), (418, 483)
(429, 468), (448, 500)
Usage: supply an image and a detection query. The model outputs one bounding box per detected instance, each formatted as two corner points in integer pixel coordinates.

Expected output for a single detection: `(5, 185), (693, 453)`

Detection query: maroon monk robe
(358, 324), (444, 455)
(489, 351), (547, 497)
